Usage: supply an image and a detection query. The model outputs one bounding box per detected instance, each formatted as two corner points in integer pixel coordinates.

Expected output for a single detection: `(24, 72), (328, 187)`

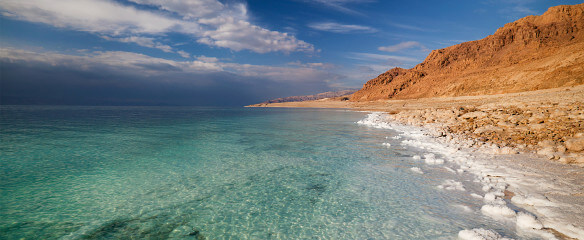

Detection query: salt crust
(438, 179), (466, 191)
(481, 205), (516, 218)
(357, 112), (584, 239)
(410, 167), (424, 174)
(458, 228), (513, 240)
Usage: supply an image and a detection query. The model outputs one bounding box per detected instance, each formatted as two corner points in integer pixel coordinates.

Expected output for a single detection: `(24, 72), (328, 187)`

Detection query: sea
(0, 106), (528, 239)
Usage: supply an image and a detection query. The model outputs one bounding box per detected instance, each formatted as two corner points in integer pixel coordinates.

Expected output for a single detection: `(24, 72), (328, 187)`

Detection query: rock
(550, 110), (568, 118)
(529, 112), (546, 121)
(565, 137), (584, 152)
(474, 125), (503, 134)
(556, 144), (567, 153)
(497, 121), (517, 128)
(537, 140), (556, 148)
(529, 123), (546, 130)
(508, 115), (524, 124)
(462, 111), (488, 119)
(537, 147), (554, 154)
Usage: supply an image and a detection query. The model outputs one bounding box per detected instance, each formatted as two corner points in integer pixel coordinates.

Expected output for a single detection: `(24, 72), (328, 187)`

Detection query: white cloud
(200, 17), (315, 53)
(128, 0), (225, 19)
(500, 5), (537, 16)
(0, 0), (180, 35)
(177, 50), (190, 58)
(388, 22), (426, 32)
(378, 41), (429, 52)
(288, 61), (336, 69)
(305, 0), (375, 15)
(308, 22), (377, 33)
(105, 36), (174, 53)
(486, 0), (539, 19)
(0, 0), (315, 54)
(0, 48), (333, 83)
(347, 52), (420, 63)
(196, 56), (220, 63)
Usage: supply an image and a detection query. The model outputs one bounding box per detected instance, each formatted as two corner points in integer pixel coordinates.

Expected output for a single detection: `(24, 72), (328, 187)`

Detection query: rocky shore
(252, 85), (584, 166)
(250, 85), (584, 238)
(384, 95), (584, 165)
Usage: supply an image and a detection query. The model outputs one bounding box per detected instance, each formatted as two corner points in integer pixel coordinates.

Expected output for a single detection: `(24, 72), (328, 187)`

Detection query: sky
(1, 0), (582, 106)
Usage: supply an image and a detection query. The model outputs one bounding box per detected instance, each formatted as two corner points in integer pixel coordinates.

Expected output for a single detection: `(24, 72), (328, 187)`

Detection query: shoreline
(358, 112), (584, 239)
(250, 85), (584, 239)
(248, 85), (584, 166)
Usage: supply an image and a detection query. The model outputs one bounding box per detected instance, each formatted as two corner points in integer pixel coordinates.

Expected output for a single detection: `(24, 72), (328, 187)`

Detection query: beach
(249, 85), (584, 239)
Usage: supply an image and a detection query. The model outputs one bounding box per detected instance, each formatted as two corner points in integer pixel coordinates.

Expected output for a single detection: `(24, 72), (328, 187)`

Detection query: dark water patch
(0, 221), (83, 240)
(306, 183), (326, 193)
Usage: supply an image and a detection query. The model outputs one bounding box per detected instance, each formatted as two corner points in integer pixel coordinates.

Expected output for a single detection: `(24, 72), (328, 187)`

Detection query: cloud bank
(308, 22), (377, 33)
(378, 41), (429, 52)
(0, 0), (315, 54)
(0, 48), (338, 106)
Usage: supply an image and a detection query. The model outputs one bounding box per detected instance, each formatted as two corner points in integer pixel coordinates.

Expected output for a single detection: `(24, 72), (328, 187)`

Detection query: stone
(565, 137), (584, 152)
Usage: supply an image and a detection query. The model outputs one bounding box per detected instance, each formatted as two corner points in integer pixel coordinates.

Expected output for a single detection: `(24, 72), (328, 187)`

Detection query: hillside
(256, 90), (356, 105)
(352, 4), (584, 101)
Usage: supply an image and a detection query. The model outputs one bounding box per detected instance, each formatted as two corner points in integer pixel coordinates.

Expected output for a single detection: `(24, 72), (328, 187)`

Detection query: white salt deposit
(382, 142), (391, 147)
(483, 192), (497, 202)
(511, 194), (556, 207)
(471, 193), (483, 199)
(454, 204), (473, 212)
(483, 192), (506, 205)
(357, 112), (584, 239)
(425, 157), (444, 165)
(437, 179), (466, 191)
(481, 204), (516, 219)
(515, 212), (543, 230)
(458, 228), (512, 240)
(444, 167), (457, 173)
(410, 167), (423, 174)
(423, 153), (445, 165)
(412, 155), (421, 160)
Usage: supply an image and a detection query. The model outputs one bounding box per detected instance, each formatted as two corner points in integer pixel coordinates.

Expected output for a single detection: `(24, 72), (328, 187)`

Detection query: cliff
(352, 4), (584, 101)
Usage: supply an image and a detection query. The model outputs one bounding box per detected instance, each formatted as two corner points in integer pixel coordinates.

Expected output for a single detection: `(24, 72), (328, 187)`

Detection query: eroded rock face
(352, 4), (584, 101)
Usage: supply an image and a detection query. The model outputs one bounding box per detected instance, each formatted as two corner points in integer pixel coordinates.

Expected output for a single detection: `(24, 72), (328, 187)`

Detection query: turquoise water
(1, 106), (518, 239)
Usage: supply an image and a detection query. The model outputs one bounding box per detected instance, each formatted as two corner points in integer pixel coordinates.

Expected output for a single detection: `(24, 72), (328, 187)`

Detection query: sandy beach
(249, 85), (584, 239)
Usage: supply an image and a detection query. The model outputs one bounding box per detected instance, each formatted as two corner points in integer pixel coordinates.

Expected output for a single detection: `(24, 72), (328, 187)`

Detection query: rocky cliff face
(352, 4), (584, 101)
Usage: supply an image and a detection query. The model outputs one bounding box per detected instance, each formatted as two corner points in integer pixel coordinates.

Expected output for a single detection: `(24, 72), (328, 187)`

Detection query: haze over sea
(1, 106), (526, 239)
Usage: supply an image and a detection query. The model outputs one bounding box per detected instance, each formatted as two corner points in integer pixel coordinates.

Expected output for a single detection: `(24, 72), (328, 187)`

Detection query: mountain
(352, 4), (584, 101)
(260, 90), (357, 104)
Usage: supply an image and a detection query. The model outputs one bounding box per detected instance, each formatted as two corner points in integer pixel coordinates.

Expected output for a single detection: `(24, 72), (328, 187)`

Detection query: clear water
(0, 106), (519, 239)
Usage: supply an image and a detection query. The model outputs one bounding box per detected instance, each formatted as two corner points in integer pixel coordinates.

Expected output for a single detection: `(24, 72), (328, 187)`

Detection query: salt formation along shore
(357, 112), (584, 240)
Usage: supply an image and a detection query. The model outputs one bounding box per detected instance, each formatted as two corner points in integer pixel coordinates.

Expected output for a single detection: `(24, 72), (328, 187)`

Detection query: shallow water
(1, 106), (523, 239)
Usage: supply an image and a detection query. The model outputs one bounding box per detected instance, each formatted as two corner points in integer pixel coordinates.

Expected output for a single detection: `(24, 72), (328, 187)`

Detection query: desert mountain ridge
(250, 89), (357, 106)
(351, 3), (584, 101)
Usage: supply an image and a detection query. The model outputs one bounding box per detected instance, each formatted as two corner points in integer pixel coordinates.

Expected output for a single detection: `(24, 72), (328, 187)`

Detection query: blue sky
(1, 0), (581, 106)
